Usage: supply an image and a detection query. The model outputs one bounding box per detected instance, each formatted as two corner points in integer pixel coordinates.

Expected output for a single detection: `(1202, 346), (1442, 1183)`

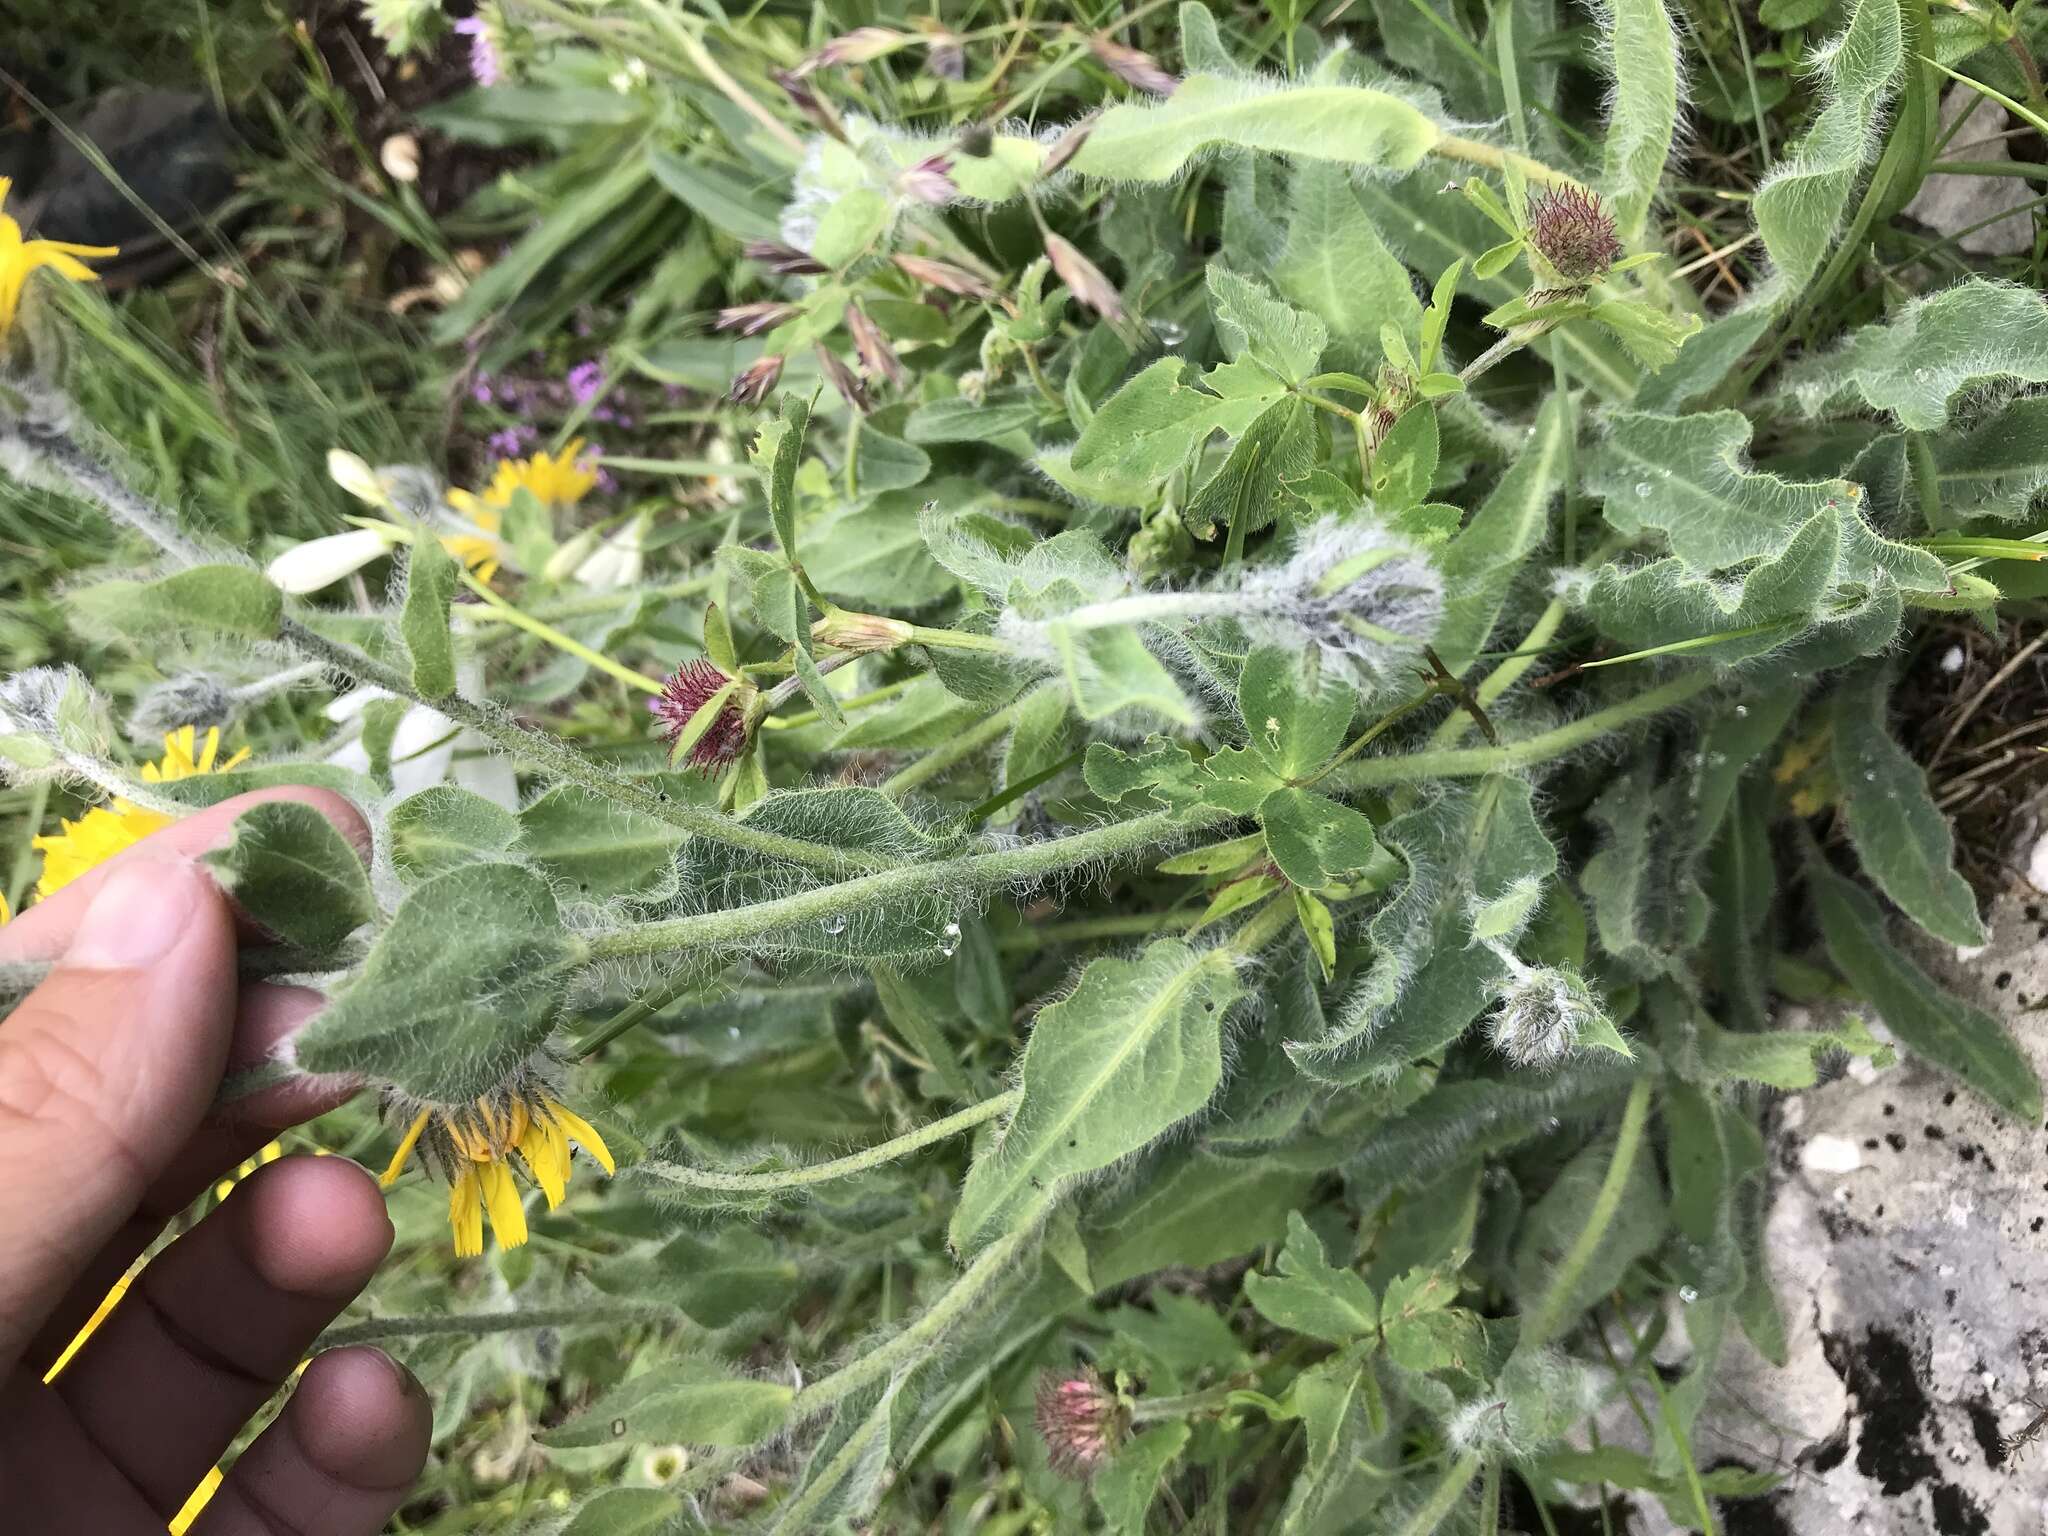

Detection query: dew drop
(1864, 770), (1877, 782)
(1734, 703), (1749, 719)
(1153, 319), (1187, 348)
(822, 912), (849, 936)
(1545, 1116), (1563, 1132)
(1634, 481), (1653, 498)
(1913, 367), (1932, 384)
(938, 920), (962, 958)
(1679, 1285), (1699, 1304)
(611, 1418), (628, 1437)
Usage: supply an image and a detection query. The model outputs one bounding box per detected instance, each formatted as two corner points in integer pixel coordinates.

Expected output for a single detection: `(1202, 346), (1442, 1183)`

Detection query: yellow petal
(479, 1159), (529, 1249)
(549, 1104), (616, 1176)
(380, 1109), (432, 1188)
(449, 1168), (485, 1257)
(520, 1116), (568, 1209)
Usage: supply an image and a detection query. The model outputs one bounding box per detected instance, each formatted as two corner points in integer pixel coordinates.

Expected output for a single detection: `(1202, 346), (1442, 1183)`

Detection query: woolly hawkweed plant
(4, 0), (2047, 1528)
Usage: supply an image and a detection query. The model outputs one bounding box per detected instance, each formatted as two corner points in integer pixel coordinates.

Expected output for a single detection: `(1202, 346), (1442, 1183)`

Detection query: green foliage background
(5, 0), (2048, 1529)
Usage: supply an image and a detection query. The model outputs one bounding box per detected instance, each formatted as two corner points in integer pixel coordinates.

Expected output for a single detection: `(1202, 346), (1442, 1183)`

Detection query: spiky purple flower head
(1525, 186), (1622, 284)
(651, 659), (751, 773)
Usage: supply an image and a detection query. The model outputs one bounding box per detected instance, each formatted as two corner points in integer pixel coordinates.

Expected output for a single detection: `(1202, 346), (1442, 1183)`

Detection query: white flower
(322, 669), (518, 808)
(265, 528), (400, 594)
(572, 515), (646, 591)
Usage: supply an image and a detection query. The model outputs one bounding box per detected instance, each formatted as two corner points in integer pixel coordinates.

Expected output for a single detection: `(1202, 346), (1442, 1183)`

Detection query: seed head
(1487, 962), (1602, 1069)
(728, 355), (784, 407)
(1035, 1370), (1125, 1479)
(130, 673), (238, 745)
(1237, 518), (1444, 687)
(892, 253), (998, 302)
(800, 26), (905, 72)
(651, 659), (753, 773)
(1525, 186), (1622, 285)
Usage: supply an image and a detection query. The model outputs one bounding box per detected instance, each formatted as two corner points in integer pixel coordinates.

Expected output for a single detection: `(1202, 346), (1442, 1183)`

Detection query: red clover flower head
(1035, 1369), (1125, 1479)
(1525, 186), (1622, 285)
(651, 659), (753, 773)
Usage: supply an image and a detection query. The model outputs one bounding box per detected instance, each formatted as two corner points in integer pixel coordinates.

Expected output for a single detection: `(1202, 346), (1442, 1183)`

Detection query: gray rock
(1904, 85), (2038, 258)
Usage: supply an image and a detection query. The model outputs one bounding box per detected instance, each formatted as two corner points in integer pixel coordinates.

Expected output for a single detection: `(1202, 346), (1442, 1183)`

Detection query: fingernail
(67, 861), (202, 969)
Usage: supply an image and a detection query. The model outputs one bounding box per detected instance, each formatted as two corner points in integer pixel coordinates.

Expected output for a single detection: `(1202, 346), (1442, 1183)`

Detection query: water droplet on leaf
(1679, 1285), (1699, 1304)
(822, 912), (848, 936)
(1634, 481), (1653, 498)
(938, 920), (962, 958)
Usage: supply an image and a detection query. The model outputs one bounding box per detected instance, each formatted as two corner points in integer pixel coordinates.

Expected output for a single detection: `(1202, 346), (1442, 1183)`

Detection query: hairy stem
(1394, 1452), (1484, 1536)
(278, 617), (883, 873)
(316, 1302), (680, 1350)
(635, 1089), (1021, 1193)
(879, 686), (1043, 798)
(1518, 1075), (1654, 1355)
(788, 1227), (1032, 1420)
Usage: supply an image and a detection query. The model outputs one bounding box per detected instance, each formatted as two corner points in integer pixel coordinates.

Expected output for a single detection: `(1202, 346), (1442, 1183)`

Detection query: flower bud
(715, 302), (800, 338)
(812, 610), (913, 654)
(846, 304), (907, 389)
(803, 26), (905, 71)
(265, 527), (402, 594)
(892, 253), (998, 302)
(741, 240), (827, 276)
(814, 344), (872, 413)
(1040, 114), (1098, 179)
(1044, 234), (1122, 321)
(1035, 1370), (1126, 1479)
(895, 153), (957, 207)
(327, 448), (392, 508)
(1090, 36), (1176, 95)
(728, 355), (784, 407)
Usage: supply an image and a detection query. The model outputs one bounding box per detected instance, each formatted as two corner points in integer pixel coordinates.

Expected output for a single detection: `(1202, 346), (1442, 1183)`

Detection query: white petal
(326, 449), (388, 505)
(265, 529), (395, 594)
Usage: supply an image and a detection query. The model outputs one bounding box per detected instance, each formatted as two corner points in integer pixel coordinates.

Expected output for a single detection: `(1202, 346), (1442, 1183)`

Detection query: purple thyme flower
(453, 16), (502, 89)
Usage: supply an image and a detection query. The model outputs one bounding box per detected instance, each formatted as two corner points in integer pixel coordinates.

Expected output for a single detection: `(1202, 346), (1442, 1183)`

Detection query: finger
(0, 859), (236, 1376)
(49, 1156), (393, 1517)
(189, 1347), (431, 1536)
(25, 980), (362, 1378)
(0, 1370), (164, 1534)
(0, 786), (373, 961)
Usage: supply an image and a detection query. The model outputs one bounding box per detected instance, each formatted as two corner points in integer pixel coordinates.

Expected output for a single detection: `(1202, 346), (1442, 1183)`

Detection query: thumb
(0, 858), (236, 1375)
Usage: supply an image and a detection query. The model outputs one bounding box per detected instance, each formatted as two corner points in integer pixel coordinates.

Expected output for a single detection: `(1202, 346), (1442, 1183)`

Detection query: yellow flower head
(0, 176), (118, 337)
(443, 439), (599, 583)
(30, 726), (249, 899)
(380, 1074), (614, 1257)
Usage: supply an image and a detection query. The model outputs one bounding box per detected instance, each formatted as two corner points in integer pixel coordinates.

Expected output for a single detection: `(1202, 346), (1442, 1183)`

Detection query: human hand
(0, 788), (430, 1534)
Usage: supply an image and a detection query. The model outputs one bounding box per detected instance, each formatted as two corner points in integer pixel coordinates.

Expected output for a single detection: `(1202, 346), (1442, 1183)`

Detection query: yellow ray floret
(443, 439), (598, 582)
(381, 1090), (614, 1256)
(0, 176), (118, 337)
(30, 726), (249, 899)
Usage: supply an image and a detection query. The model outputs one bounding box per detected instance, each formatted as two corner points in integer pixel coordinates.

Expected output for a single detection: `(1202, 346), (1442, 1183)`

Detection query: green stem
(879, 688), (1040, 798)
(1395, 1452), (1484, 1536)
(993, 911), (1198, 950)
(636, 1090), (1020, 1194)
(458, 570), (664, 695)
(1432, 134), (1577, 188)
(584, 806), (1191, 960)
(277, 617), (884, 873)
(1518, 1076), (1654, 1354)
(1339, 672), (1716, 793)
(1129, 1379), (1251, 1424)
(574, 968), (705, 1056)
(788, 1228), (1031, 1420)
(316, 1302), (679, 1350)
(1480, 1459), (1502, 1536)
(906, 623), (1014, 654)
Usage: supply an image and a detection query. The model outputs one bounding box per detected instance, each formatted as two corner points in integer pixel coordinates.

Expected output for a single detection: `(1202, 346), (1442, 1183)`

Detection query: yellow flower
(30, 726), (249, 899)
(0, 176), (118, 337)
(445, 438), (599, 583)
(380, 1081), (614, 1257)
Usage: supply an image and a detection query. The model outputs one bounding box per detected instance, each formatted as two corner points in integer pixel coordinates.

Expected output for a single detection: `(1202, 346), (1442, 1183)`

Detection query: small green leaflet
(399, 536), (460, 699)
(1597, 0), (1681, 242)
(1245, 1211), (1380, 1343)
(541, 1358), (793, 1449)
